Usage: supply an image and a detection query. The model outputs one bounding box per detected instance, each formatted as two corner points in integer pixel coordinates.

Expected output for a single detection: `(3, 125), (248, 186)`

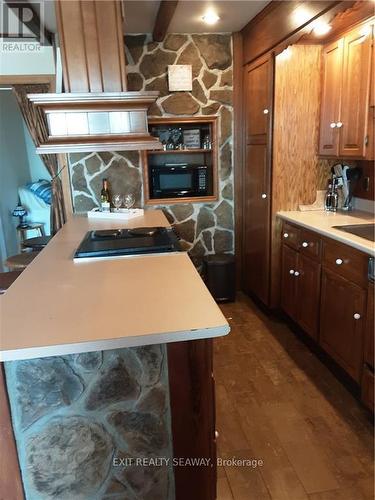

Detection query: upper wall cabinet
(319, 21), (374, 160)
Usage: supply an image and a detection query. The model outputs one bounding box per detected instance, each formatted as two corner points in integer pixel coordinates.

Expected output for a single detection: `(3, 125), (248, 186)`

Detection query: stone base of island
(1, 210), (229, 500)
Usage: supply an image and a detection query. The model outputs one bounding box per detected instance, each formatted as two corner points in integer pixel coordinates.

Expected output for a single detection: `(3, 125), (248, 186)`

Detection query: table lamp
(12, 205), (28, 228)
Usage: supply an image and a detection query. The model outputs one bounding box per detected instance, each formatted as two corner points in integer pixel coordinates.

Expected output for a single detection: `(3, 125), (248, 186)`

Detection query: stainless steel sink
(332, 224), (375, 242)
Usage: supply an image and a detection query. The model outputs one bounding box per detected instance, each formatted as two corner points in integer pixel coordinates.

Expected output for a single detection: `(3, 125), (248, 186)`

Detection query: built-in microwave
(150, 164), (208, 198)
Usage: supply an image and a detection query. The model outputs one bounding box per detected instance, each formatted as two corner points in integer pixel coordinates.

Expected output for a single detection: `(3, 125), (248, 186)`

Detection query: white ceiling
(7, 0), (269, 38)
(124, 0), (270, 34)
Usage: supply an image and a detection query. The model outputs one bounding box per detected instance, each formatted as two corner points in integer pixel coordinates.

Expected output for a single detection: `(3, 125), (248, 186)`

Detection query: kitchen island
(1, 210), (229, 500)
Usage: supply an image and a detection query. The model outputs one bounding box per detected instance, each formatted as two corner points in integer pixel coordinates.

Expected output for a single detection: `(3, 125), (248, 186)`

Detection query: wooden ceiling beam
(152, 0), (179, 42)
(4, 1), (53, 45)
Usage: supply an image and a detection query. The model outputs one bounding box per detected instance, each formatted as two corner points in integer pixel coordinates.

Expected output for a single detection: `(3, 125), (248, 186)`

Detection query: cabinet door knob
(353, 313), (361, 320)
(283, 232), (289, 238)
(261, 193), (267, 199)
(336, 258), (343, 265)
(289, 269), (295, 275)
(215, 430), (219, 439)
(330, 122), (337, 128)
(302, 241), (308, 248)
(336, 121), (343, 128)
(294, 271), (300, 277)
(263, 108), (269, 114)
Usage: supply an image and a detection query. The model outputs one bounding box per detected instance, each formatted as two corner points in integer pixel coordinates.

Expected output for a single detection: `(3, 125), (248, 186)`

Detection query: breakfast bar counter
(1, 209), (229, 500)
(0, 210), (229, 361)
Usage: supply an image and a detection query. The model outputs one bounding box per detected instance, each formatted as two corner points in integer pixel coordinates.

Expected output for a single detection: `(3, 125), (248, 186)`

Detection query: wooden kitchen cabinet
(340, 23), (373, 158)
(242, 54), (274, 305)
(281, 241), (321, 339)
(319, 21), (374, 159)
(319, 39), (343, 157)
(281, 244), (298, 321)
(362, 282), (374, 411)
(297, 254), (321, 340)
(320, 269), (366, 382)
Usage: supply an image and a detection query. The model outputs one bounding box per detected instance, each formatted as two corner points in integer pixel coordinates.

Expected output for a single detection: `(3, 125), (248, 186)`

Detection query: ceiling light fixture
(202, 10), (220, 25)
(293, 6), (311, 26)
(312, 20), (332, 36)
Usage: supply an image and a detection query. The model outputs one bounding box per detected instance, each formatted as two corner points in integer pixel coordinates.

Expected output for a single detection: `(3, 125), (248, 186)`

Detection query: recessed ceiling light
(202, 10), (220, 25)
(312, 20), (332, 36)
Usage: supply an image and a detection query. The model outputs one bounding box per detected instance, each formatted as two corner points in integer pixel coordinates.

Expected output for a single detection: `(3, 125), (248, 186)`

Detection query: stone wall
(69, 33), (234, 262)
(5, 346), (174, 500)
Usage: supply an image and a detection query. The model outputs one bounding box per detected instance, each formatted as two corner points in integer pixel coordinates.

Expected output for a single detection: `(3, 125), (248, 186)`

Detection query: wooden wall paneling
(270, 45), (332, 308)
(55, 0), (127, 93)
(233, 32), (244, 288)
(241, 0), (342, 65)
(0, 365), (24, 500)
(167, 340), (216, 500)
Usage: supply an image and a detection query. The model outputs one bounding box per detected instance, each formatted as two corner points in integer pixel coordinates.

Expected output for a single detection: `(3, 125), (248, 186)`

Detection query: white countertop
(0, 210), (229, 361)
(277, 210), (375, 256)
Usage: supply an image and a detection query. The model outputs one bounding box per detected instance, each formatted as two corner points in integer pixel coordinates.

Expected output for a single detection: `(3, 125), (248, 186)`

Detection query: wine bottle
(100, 178), (110, 212)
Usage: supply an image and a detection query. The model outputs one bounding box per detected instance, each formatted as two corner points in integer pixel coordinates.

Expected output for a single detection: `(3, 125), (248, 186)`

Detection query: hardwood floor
(214, 293), (374, 500)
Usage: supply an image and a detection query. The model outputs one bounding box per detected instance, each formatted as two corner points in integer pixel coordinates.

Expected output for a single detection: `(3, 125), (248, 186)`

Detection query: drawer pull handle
(289, 269), (295, 275)
(336, 121), (343, 128)
(294, 271), (300, 277)
(330, 122), (337, 128)
(336, 258), (343, 265)
(283, 232), (289, 238)
(353, 313), (361, 320)
(302, 241), (308, 248)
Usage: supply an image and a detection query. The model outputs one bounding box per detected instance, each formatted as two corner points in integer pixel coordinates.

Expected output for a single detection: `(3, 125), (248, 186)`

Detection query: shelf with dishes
(142, 116), (218, 205)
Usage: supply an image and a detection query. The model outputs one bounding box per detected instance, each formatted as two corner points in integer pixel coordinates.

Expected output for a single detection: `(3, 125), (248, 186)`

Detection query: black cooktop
(74, 227), (181, 259)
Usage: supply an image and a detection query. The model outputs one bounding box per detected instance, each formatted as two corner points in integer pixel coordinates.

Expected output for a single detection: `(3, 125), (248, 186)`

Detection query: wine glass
(123, 193), (135, 210)
(112, 194), (123, 212)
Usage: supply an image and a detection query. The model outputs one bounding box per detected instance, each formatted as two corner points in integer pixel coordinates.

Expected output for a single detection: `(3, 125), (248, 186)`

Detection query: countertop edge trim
(0, 324), (230, 362)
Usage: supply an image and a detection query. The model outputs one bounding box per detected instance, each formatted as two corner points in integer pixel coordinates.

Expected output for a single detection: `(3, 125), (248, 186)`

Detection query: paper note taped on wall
(168, 65), (193, 91)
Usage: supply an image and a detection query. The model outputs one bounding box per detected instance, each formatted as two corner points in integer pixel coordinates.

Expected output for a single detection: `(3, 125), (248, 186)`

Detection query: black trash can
(203, 254), (236, 303)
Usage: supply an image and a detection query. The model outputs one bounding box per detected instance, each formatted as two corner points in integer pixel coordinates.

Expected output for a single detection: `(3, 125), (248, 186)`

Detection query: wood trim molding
(233, 32), (244, 288)
(0, 75), (55, 90)
(142, 116), (219, 206)
(153, 0), (179, 42)
(241, 0), (343, 64)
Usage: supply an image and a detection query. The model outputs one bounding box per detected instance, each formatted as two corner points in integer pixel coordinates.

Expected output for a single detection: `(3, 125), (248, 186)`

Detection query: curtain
(12, 84), (66, 234)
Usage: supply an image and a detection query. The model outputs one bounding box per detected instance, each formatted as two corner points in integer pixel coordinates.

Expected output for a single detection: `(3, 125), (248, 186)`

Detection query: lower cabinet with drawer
(280, 221), (372, 394)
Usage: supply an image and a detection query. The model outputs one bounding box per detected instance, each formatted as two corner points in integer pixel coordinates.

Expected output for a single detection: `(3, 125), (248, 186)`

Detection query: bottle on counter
(100, 178), (111, 212)
(324, 183), (334, 211)
(331, 179), (339, 212)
